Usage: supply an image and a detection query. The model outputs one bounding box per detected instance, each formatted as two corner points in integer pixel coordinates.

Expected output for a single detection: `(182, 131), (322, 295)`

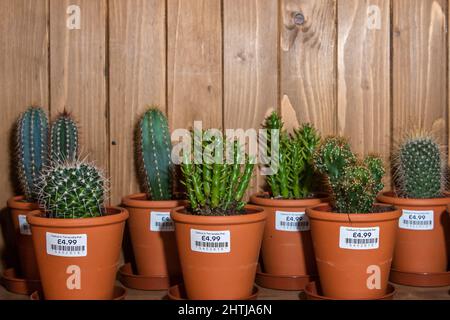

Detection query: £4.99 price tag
(399, 210), (434, 230)
(339, 227), (380, 250)
(191, 229), (230, 253)
(275, 211), (309, 232)
(46, 232), (87, 257)
(150, 211), (175, 232)
(18, 214), (31, 235)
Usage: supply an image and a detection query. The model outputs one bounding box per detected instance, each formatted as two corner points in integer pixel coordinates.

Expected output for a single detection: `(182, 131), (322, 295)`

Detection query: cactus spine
(137, 108), (173, 201)
(16, 107), (49, 202)
(50, 112), (79, 163)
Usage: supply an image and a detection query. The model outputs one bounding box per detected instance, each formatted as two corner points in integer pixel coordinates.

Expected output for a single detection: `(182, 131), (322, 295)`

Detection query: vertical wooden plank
(0, 0), (49, 270)
(337, 0), (391, 180)
(167, 0), (222, 130)
(393, 0), (447, 143)
(109, 0), (166, 205)
(223, 0), (278, 196)
(280, 0), (337, 136)
(50, 0), (108, 172)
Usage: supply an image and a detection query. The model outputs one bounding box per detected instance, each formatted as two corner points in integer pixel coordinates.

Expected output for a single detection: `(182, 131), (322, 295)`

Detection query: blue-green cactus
(16, 107), (49, 202)
(50, 112), (79, 163)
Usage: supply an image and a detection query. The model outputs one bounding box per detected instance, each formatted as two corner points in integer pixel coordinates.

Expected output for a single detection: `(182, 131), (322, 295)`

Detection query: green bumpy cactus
(50, 112), (79, 162)
(181, 131), (254, 216)
(16, 107), (49, 202)
(137, 108), (173, 201)
(263, 112), (320, 199)
(37, 160), (106, 218)
(393, 131), (445, 199)
(314, 137), (384, 213)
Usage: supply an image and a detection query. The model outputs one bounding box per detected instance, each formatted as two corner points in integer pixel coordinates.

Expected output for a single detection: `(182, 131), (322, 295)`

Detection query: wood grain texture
(223, 0), (278, 196)
(393, 0), (448, 143)
(167, 0), (222, 130)
(109, 0), (166, 205)
(280, 0), (337, 136)
(49, 0), (109, 174)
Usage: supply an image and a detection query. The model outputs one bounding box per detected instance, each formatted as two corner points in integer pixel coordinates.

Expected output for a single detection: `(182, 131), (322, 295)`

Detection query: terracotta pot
(377, 191), (450, 273)
(121, 193), (184, 277)
(307, 204), (401, 299)
(27, 207), (128, 300)
(7, 195), (40, 280)
(171, 205), (266, 300)
(250, 193), (328, 276)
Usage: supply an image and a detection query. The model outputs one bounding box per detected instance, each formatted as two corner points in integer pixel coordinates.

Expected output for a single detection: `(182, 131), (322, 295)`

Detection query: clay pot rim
(378, 191), (450, 207)
(7, 195), (39, 210)
(121, 193), (186, 209)
(250, 192), (329, 208)
(27, 206), (129, 228)
(171, 205), (266, 225)
(306, 204), (401, 222)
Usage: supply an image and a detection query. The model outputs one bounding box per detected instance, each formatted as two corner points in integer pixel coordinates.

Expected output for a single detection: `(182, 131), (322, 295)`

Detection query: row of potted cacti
(2, 106), (449, 300)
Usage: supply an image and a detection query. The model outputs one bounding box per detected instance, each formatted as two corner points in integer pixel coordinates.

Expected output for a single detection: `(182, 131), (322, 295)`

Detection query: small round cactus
(51, 112), (79, 163)
(37, 160), (107, 219)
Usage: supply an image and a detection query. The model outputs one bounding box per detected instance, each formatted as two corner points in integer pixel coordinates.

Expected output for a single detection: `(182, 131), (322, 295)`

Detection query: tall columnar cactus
(16, 107), (49, 202)
(37, 160), (106, 218)
(137, 108), (173, 200)
(263, 112), (321, 199)
(314, 137), (385, 213)
(393, 130), (446, 199)
(50, 112), (79, 163)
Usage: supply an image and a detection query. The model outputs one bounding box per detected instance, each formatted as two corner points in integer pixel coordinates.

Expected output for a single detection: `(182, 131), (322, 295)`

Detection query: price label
(18, 214), (31, 235)
(191, 229), (230, 253)
(46, 232), (87, 257)
(399, 210), (434, 230)
(150, 211), (174, 232)
(339, 227), (380, 250)
(275, 211), (309, 232)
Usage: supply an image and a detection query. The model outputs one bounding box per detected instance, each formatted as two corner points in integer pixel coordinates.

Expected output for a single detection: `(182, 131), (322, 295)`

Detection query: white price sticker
(150, 211), (175, 232)
(191, 229), (230, 253)
(275, 211), (309, 232)
(18, 215), (31, 235)
(339, 227), (380, 250)
(399, 210), (434, 230)
(46, 232), (87, 257)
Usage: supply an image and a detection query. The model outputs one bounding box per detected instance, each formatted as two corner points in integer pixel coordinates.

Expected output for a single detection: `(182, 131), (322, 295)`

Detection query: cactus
(37, 160), (106, 219)
(136, 108), (173, 201)
(16, 107), (49, 202)
(180, 131), (254, 216)
(50, 112), (79, 163)
(313, 137), (384, 213)
(393, 130), (446, 199)
(262, 112), (321, 199)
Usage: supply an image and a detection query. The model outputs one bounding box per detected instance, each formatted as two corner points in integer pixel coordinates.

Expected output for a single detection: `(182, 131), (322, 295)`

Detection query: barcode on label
(50, 244), (86, 252)
(150, 211), (175, 232)
(18, 215), (31, 235)
(191, 229), (231, 253)
(399, 210), (434, 230)
(279, 221), (309, 228)
(46, 232), (87, 257)
(339, 227), (380, 250)
(275, 211), (310, 232)
(194, 241), (229, 248)
(402, 220), (432, 225)
(344, 238), (378, 245)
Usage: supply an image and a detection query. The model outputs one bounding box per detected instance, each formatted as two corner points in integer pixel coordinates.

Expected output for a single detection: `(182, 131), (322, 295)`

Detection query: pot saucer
(255, 265), (316, 291)
(0, 268), (41, 295)
(167, 284), (259, 300)
(304, 281), (396, 300)
(30, 286), (127, 300)
(118, 263), (182, 291)
(390, 268), (450, 287)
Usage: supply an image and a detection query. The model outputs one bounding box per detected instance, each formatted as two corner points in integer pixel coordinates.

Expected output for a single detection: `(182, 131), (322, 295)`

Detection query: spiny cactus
(263, 112), (321, 199)
(137, 108), (173, 201)
(50, 112), (79, 163)
(393, 130), (446, 199)
(181, 132), (254, 216)
(16, 107), (49, 202)
(37, 160), (107, 219)
(314, 137), (384, 213)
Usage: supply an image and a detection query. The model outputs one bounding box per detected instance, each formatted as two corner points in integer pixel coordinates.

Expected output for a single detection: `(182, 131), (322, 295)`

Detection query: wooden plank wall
(0, 0), (449, 269)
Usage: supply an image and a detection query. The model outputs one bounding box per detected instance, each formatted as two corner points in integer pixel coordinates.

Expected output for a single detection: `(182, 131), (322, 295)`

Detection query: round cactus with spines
(37, 160), (107, 219)
(51, 112), (79, 163)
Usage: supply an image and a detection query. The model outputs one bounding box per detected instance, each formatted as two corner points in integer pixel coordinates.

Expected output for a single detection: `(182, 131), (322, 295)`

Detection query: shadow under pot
(27, 207), (128, 300)
(306, 204), (401, 300)
(250, 193), (329, 276)
(121, 193), (184, 278)
(171, 205), (267, 300)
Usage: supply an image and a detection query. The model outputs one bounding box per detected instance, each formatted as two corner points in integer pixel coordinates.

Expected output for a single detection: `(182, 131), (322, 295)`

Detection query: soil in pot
(171, 205), (267, 300)
(27, 207), (128, 300)
(307, 204), (401, 300)
(377, 192), (450, 274)
(250, 193), (328, 276)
